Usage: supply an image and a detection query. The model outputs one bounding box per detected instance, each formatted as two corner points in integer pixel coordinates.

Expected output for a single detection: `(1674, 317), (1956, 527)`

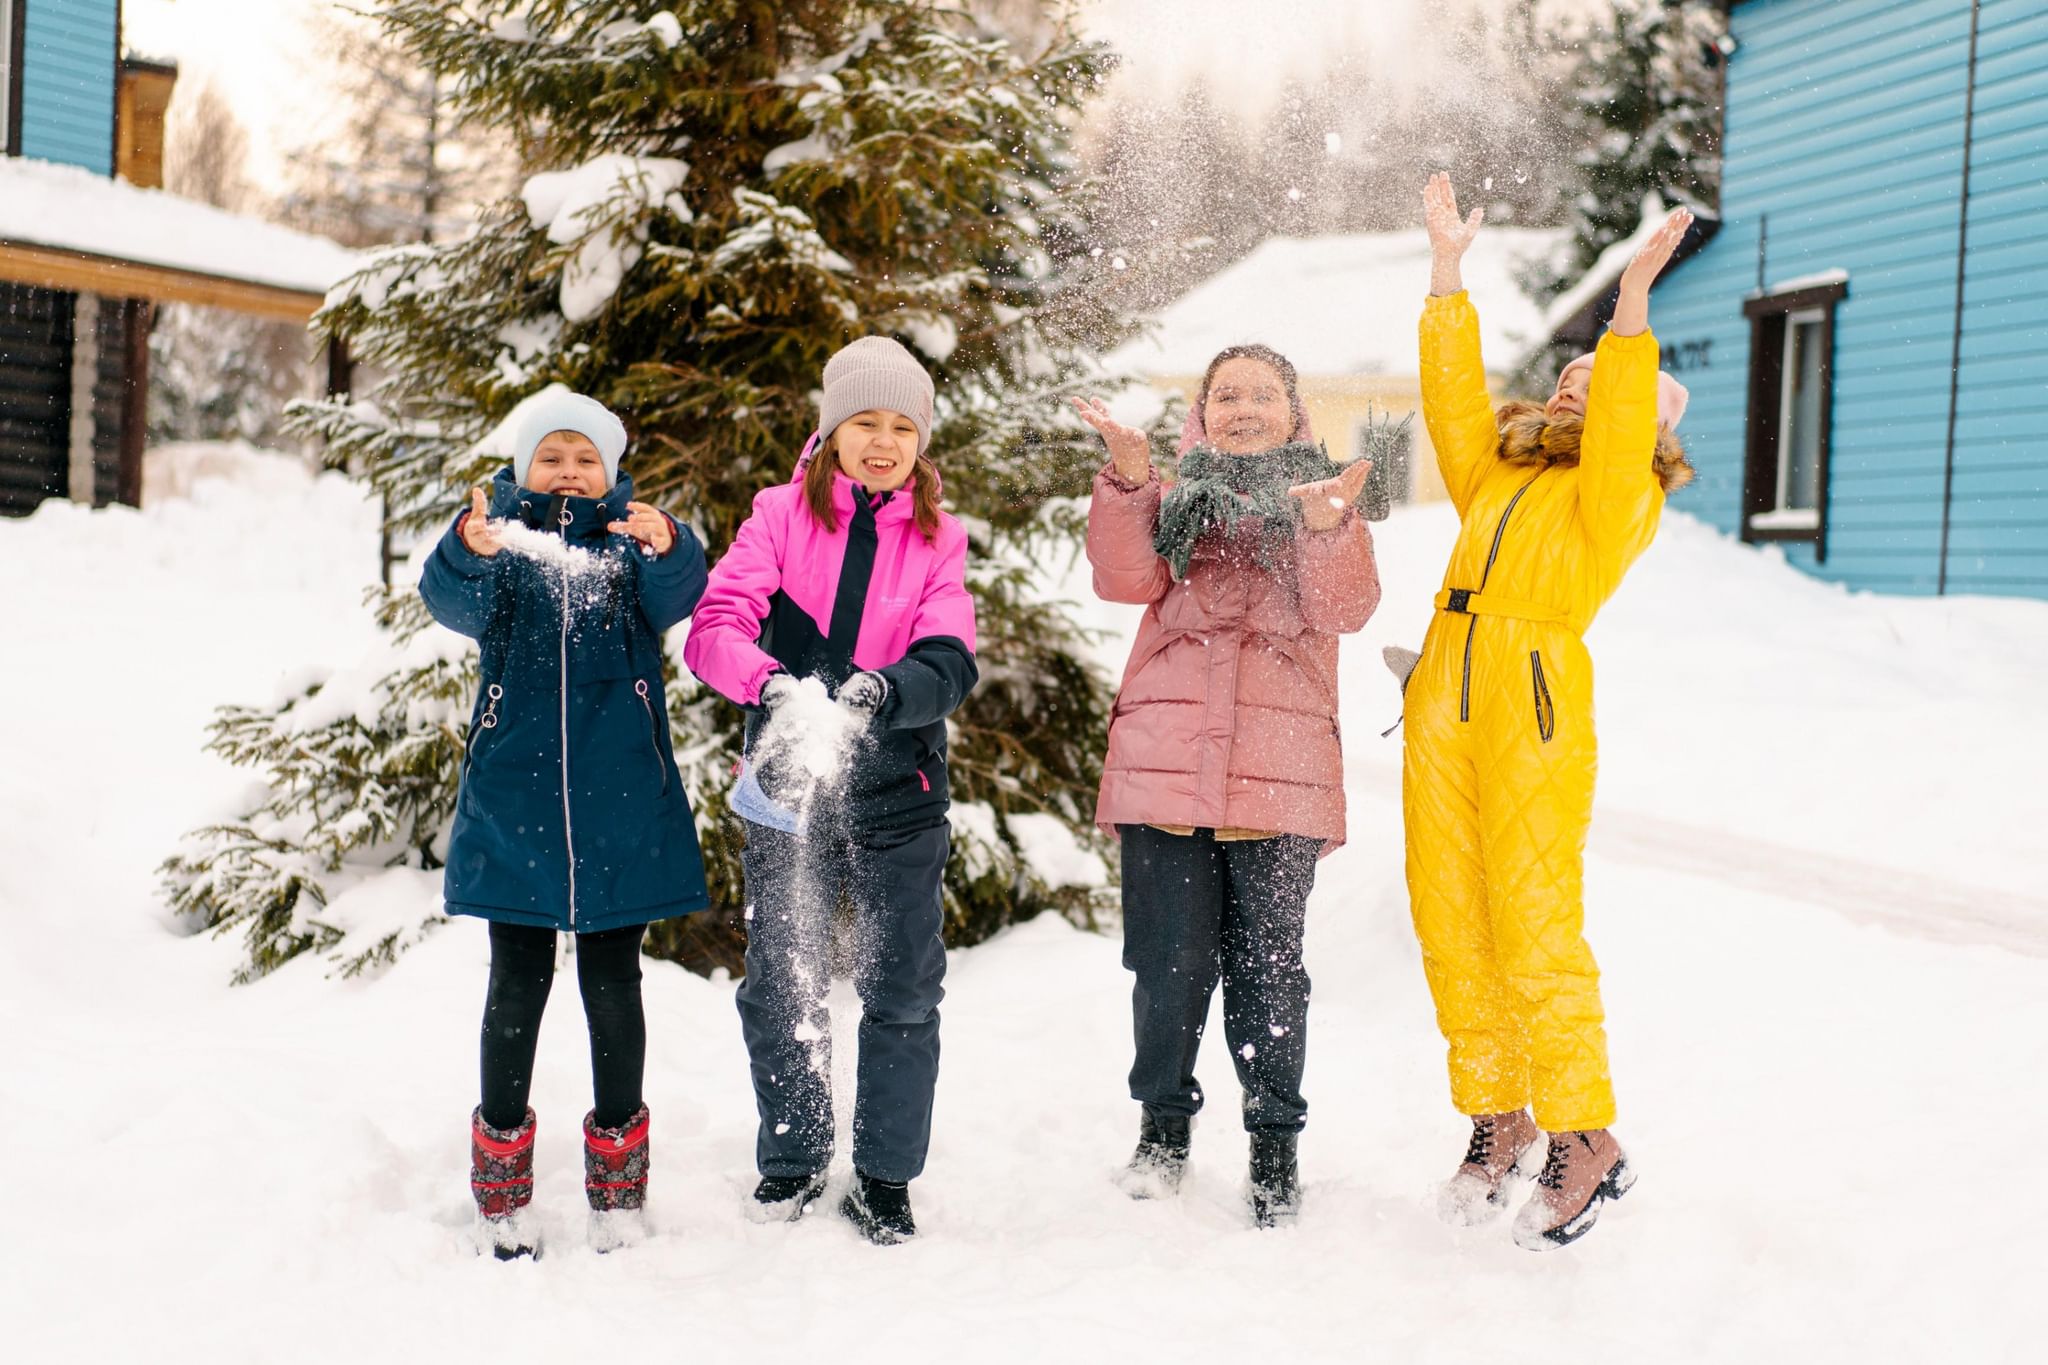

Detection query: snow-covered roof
(1540, 194), (1721, 349)
(1111, 226), (1568, 380)
(0, 157), (360, 300)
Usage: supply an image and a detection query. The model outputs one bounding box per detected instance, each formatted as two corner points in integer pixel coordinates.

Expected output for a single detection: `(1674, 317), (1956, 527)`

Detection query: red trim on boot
(582, 1105), (651, 1212)
(470, 1106), (537, 1220)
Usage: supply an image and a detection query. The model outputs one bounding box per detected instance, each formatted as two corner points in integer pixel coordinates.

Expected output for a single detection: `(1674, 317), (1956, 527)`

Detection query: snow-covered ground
(4, 447), (2044, 1363)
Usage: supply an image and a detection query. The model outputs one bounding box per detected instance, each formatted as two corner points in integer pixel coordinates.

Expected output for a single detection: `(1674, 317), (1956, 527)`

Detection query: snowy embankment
(3, 446), (2043, 1363)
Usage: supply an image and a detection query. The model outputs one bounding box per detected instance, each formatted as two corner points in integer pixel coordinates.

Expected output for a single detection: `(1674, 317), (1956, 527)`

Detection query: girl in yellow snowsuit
(1405, 175), (1694, 1250)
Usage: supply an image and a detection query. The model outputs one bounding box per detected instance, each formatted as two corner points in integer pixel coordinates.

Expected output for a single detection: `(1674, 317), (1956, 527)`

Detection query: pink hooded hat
(1559, 352), (1690, 431)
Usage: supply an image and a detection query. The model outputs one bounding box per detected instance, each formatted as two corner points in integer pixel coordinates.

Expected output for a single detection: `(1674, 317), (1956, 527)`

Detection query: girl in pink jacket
(1075, 344), (1382, 1227)
(683, 337), (976, 1246)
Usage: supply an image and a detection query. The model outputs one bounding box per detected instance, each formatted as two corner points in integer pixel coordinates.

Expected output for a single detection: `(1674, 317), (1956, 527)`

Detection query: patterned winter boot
(1438, 1109), (1543, 1226)
(1247, 1131), (1301, 1229)
(1114, 1111), (1192, 1200)
(471, 1106), (539, 1260)
(1512, 1129), (1636, 1251)
(583, 1104), (651, 1253)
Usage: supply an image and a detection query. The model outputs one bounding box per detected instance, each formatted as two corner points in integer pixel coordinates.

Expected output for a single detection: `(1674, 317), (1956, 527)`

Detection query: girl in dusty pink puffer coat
(1074, 343), (1382, 1227)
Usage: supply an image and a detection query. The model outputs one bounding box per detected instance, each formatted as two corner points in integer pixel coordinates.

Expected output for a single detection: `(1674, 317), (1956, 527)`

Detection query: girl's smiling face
(833, 409), (921, 492)
(1547, 358), (1593, 422)
(527, 430), (609, 496)
(1201, 357), (1294, 455)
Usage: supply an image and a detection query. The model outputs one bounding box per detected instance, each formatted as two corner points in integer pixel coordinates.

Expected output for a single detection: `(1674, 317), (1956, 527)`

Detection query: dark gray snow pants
(735, 820), (948, 1184)
(1118, 824), (1319, 1133)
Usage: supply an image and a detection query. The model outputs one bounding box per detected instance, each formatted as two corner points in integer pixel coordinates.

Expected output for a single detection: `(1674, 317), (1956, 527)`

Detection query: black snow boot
(841, 1171), (917, 1245)
(1247, 1131), (1301, 1229)
(1115, 1110), (1192, 1199)
(748, 1170), (830, 1224)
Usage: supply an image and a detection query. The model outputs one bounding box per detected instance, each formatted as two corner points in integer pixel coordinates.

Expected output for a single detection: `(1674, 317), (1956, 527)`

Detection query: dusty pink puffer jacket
(1087, 463), (1381, 851)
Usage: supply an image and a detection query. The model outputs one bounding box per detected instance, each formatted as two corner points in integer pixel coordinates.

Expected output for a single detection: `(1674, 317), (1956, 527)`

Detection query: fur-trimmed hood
(1495, 401), (1694, 493)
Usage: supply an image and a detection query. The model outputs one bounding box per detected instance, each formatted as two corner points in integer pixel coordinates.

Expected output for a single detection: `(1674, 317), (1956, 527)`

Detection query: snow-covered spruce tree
(1532, 0), (1725, 296)
(163, 0), (1144, 981)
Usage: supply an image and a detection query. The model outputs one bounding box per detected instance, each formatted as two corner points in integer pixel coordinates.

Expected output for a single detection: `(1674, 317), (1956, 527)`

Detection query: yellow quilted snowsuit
(1404, 291), (1669, 1133)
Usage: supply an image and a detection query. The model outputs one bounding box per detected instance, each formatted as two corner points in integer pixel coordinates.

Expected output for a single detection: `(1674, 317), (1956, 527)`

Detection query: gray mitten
(838, 670), (890, 722)
(1382, 645), (1422, 697)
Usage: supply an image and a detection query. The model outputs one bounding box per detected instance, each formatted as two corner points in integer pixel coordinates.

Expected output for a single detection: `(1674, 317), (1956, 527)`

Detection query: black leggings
(479, 921), (647, 1131)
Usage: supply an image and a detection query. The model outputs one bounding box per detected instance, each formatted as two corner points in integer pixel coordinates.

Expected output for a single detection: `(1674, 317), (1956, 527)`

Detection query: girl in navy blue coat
(419, 390), (709, 1258)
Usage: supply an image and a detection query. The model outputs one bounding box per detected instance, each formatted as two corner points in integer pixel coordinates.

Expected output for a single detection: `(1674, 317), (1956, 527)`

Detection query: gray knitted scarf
(1154, 441), (1349, 579)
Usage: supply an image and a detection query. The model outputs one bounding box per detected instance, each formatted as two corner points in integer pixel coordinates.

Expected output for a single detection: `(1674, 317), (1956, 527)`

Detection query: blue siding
(18, 0), (118, 175)
(1946, 0), (2048, 596)
(1650, 0), (2047, 599)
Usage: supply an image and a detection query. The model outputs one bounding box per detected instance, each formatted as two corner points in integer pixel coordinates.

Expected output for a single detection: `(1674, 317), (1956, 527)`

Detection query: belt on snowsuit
(1435, 588), (1575, 630)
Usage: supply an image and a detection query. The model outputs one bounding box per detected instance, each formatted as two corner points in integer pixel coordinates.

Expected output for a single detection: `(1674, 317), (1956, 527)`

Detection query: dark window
(1741, 278), (1846, 559)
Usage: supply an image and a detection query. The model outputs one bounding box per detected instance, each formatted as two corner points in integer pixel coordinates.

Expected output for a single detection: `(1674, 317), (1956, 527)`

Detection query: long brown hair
(1195, 343), (1307, 436)
(802, 433), (943, 542)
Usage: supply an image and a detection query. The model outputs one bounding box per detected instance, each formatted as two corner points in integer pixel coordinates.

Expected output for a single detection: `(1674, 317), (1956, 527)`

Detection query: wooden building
(1, 0), (355, 516)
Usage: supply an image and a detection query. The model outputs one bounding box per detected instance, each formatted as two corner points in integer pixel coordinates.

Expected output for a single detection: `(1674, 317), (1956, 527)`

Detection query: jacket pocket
(462, 682), (505, 783)
(1529, 650), (1556, 744)
(634, 679), (670, 797)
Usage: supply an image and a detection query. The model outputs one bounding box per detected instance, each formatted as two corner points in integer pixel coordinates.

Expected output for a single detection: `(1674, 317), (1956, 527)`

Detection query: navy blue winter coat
(419, 468), (711, 934)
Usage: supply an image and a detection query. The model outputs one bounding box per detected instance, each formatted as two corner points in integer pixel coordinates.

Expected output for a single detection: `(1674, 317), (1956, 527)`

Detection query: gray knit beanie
(818, 336), (935, 455)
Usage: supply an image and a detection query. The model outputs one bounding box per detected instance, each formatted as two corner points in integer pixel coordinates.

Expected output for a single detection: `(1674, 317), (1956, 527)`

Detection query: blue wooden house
(1, 0), (351, 515)
(1553, 0), (2046, 599)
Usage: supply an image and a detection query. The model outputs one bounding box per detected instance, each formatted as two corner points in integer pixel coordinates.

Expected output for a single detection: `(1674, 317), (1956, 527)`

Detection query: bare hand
(608, 501), (675, 555)
(1072, 396), (1153, 486)
(1612, 206), (1695, 336)
(1288, 460), (1372, 533)
(1423, 172), (1483, 295)
(460, 487), (503, 557)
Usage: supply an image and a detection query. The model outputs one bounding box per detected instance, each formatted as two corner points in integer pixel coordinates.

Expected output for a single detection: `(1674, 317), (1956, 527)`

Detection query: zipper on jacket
(558, 504), (578, 928)
(462, 683), (503, 783)
(635, 679), (669, 797)
(1459, 475), (1541, 723)
(1530, 650), (1556, 743)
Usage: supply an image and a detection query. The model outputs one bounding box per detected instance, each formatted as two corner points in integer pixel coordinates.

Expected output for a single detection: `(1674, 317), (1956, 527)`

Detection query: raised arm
(1284, 459), (1381, 633)
(1418, 173), (1499, 518)
(633, 513), (709, 634)
(1581, 208), (1693, 565)
(1075, 396), (1172, 604)
(418, 488), (500, 639)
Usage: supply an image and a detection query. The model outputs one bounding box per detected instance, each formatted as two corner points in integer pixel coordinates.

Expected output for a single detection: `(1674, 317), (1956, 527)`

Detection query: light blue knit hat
(511, 388), (628, 488)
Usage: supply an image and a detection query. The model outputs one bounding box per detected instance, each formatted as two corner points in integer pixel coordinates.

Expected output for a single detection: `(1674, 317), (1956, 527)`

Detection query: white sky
(124, 0), (351, 192)
(122, 0), (1574, 191)
(1081, 0), (1536, 113)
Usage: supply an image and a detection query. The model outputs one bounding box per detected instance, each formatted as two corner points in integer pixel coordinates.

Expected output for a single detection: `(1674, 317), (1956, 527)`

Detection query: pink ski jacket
(1088, 462), (1381, 850)
(683, 438), (978, 831)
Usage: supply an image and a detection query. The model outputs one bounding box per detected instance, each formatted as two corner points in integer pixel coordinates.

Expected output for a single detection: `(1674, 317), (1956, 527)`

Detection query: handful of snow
(756, 675), (864, 790)
(492, 519), (604, 576)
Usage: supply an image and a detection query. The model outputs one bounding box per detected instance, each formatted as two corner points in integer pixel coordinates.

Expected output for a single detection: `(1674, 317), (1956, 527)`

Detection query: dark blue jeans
(1118, 825), (1319, 1133)
(735, 820), (948, 1184)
